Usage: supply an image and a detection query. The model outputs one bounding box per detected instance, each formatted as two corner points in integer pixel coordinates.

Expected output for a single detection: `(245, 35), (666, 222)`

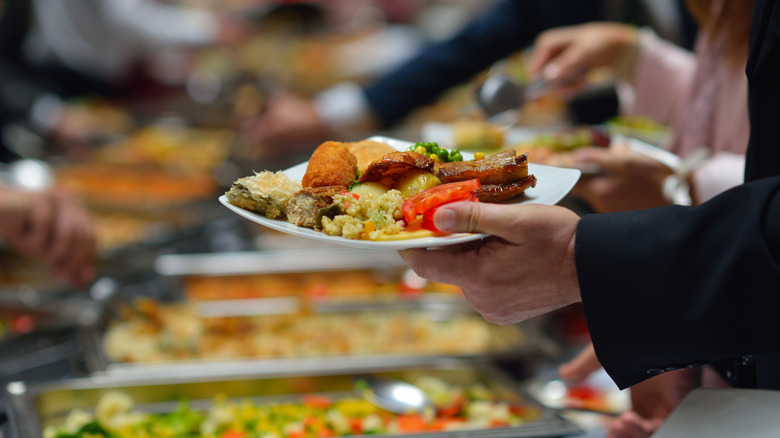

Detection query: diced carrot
(302, 394), (333, 408)
(360, 220), (376, 239)
(316, 427), (335, 437)
(437, 398), (465, 417)
(350, 418), (363, 435)
(220, 430), (246, 438)
(430, 418), (465, 431)
(397, 414), (428, 432)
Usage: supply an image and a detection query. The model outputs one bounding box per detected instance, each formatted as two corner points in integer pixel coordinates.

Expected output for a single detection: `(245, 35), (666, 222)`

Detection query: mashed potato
(321, 190), (404, 240)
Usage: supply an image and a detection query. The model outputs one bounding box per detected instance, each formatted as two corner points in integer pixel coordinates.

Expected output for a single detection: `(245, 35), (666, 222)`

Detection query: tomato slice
(421, 192), (477, 232)
(402, 179), (481, 224)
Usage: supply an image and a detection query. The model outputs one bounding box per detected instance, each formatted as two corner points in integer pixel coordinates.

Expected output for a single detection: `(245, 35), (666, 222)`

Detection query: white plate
(422, 122), (683, 175)
(220, 136), (581, 250)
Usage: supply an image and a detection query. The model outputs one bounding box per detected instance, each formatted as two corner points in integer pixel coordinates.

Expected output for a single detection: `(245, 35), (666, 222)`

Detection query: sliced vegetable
(401, 179), (481, 224)
(421, 192), (477, 232)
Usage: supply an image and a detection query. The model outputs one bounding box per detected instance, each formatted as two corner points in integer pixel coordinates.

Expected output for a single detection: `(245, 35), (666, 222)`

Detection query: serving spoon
(353, 376), (434, 414)
(475, 74), (558, 127)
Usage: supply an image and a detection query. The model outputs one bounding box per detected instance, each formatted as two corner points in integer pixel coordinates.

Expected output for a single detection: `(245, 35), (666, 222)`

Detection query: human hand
(399, 203), (581, 325)
(606, 411), (666, 438)
(558, 343), (602, 382)
(569, 145), (674, 213)
(0, 188), (96, 288)
(527, 23), (638, 97)
(238, 93), (334, 155)
(557, 342), (672, 438)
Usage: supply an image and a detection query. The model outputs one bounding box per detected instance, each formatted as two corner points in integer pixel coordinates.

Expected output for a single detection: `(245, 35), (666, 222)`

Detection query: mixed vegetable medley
(45, 376), (540, 438)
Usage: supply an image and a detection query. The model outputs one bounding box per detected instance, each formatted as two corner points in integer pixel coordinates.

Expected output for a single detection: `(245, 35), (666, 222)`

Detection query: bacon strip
(435, 150), (528, 185)
(475, 175), (537, 202)
(358, 151), (434, 187)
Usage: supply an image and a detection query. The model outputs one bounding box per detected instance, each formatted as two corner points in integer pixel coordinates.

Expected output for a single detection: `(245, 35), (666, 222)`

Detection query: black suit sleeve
(576, 0), (780, 390)
(362, 0), (604, 127)
(576, 178), (780, 389)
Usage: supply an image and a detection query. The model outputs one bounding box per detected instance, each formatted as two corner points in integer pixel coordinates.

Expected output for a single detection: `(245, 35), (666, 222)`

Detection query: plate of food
(220, 136), (580, 250)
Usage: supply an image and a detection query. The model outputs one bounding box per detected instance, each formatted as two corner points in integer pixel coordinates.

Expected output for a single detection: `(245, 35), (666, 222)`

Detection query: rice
(321, 190), (405, 240)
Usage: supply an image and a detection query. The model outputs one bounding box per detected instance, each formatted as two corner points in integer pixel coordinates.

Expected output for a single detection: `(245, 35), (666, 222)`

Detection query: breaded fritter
(301, 141), (358, 188)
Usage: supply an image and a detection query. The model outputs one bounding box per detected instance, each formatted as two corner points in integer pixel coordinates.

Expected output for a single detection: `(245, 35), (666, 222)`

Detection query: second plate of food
(220, 136), (581, 250)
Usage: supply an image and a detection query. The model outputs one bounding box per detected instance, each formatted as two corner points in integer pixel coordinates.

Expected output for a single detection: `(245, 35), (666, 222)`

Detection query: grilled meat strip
(435, 150), (528, 185)
(475, 175), (537, 202)
(358, 151), (434, 187)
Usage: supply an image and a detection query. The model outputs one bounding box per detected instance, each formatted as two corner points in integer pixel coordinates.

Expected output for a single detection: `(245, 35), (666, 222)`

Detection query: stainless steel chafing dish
(4, 359), (582, 438)
(76, 248), (558, 377)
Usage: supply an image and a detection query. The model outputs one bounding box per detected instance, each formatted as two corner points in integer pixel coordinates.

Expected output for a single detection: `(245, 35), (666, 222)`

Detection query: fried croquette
(301, 141), (358, 188)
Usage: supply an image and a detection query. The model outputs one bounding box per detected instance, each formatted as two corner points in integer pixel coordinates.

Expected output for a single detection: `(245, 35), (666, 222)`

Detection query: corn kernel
(474, 152), (486, 160)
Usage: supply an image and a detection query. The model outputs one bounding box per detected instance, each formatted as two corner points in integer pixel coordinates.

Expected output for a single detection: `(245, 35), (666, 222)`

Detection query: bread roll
(347, 140), (396, 171)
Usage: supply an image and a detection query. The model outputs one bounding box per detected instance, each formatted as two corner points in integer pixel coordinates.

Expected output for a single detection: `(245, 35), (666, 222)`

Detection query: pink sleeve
(616, 29), (698, 129)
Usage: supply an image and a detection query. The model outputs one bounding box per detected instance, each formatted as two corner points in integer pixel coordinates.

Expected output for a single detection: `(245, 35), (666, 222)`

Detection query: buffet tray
(78, 248), (559, 376)
(3, 358), (582, 438)
(78, 293), (558, 378)
(154, 247), (409, 276)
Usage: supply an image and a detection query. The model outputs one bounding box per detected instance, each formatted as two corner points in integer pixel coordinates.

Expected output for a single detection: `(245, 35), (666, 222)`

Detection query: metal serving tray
(74, 248), (558, 377)
(4, 358), (582, 438)
(78, 293), (558, 378)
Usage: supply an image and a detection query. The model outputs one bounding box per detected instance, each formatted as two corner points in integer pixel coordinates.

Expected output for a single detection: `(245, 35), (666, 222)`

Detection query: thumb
(433, 201), (541, 243)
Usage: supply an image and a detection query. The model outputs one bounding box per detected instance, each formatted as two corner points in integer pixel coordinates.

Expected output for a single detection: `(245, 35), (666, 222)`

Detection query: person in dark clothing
(242, 0), (696, 152)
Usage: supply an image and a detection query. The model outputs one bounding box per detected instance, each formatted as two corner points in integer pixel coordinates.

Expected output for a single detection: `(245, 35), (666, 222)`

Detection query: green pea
(449, 151), (463, 162)
(436, 149), (449, 161)
(414, 142), (429, 153)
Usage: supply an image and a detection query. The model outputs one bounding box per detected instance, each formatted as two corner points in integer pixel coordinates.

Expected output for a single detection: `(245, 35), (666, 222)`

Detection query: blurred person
(0, 186), (96, 289)
(527, 0), (750, 213)
(399, 1), (780, 434)
(241, 0), (696, 152)
(0, 0), (250, 153)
